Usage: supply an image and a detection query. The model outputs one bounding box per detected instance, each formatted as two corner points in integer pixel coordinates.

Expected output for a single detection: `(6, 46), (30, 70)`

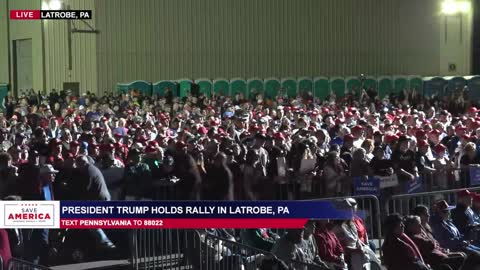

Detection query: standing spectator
(24, 164), (57, 265)
(460, 143), (480, 187)
(204, 152), (234, 200)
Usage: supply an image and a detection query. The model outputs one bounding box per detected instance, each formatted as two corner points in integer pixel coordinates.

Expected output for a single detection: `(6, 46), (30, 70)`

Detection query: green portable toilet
(247, 78), (264, 99)
(195, 79), (213, 97)
(330, 77), (346, 98)
(393, 76), (409, 94)
(408, 75), (423, 95)
(0, 84), (8, 112)
(378, 76), (393, 98)
(313, 77), (328, 99)
(346, 76), (361, 96)
(213, 79), (229, 96)
(230, 78), (247, 97)
(264, 78), (280, 99)
(153, 80), (177, 97)
(281, 77), (297, 98)
(298, 77), (313, 96)
(177, 79), (192, 98)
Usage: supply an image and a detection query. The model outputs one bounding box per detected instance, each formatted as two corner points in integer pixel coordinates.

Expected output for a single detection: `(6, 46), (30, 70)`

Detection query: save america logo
(3, 201), (59, 228)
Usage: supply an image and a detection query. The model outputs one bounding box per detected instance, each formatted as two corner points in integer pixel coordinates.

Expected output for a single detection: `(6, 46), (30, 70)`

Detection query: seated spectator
(315, 219), (347, 270)
(404, 215), (465, 270)
(299, 221), (332, 269)
(430, 200), (480, 254)
(459, 142), (480, 187)
(331, 199), (380, 270)
(382, 214), (430, 270)
(0, 229), (12, 270)
(451, 190), (480, 243)
(241, 228), (279, 252)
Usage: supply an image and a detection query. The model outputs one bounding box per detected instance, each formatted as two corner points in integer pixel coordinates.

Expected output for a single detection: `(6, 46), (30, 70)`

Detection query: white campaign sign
(0, 201), (60, 228)
(378, 175), (399, 189)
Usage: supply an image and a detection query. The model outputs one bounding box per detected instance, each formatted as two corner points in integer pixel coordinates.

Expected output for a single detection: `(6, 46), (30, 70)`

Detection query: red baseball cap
(417, 140), (429, 148)
(433, 144), (447, 154)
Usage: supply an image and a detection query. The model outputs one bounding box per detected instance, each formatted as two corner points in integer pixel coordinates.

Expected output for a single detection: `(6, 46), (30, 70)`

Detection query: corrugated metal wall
(44, 0), (97, 93)
(94, 0), (442, 94)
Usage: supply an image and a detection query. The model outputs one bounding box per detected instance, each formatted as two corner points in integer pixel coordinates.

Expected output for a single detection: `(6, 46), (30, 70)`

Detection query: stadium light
(441, 0), (471, 15)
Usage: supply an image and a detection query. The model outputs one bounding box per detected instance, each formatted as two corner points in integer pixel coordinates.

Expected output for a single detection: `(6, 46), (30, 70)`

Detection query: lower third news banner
(0, 201), (356, 229)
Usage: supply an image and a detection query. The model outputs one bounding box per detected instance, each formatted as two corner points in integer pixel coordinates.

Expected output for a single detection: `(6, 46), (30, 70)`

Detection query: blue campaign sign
(353, 176), (380, 196)
(470, 167), (480, 186)
(405, 177), (424, 194)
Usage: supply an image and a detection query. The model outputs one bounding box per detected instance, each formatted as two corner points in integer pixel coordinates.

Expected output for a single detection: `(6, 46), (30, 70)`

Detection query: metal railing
(130, 229), (202, 270)
(6, 258), (52, 270)
(387, 186), (480, 217)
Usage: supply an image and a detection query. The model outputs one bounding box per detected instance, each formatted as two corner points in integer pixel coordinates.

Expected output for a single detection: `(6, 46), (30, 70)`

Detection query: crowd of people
(0, 84), (477, 268)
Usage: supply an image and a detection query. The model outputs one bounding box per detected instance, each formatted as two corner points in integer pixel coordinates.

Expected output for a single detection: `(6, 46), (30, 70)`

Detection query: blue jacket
(430, 214), (464, 251)
(451, 203), (479, 236)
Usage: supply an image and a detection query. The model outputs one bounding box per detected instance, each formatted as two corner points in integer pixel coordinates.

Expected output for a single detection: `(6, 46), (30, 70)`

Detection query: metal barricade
(6, 258), (52, 270)
(387, 186), (480, 217)
(306, 195), (383, 254)
(203, 233), (267, 270)
(203, 233), (328, 270)
(130, 229), (202, 270)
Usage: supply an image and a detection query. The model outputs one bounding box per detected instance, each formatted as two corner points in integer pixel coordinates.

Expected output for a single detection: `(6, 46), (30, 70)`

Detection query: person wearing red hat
(430, 200), (480, 254)
(46, 138), (64, 169)
(451, 189), (480, 242)
(351, 125), (365, 149)
(69, 140), (81, 157)
(432, 144), (454, 190)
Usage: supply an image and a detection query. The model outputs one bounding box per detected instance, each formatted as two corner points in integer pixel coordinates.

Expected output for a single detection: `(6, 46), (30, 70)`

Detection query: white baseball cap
(39, 164), (59, 174)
